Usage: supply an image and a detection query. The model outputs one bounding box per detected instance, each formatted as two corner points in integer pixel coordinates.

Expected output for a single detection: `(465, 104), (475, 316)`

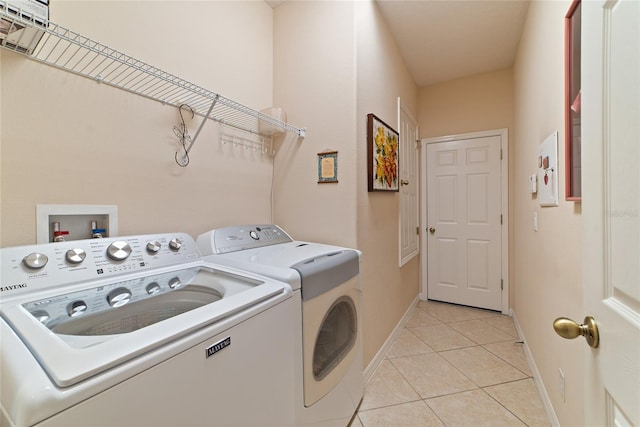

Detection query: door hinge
(500, 148), (503, 160)
(500, 214), (503, 225)
(501, 279), (504, 290)
(416, 226), (420, 235)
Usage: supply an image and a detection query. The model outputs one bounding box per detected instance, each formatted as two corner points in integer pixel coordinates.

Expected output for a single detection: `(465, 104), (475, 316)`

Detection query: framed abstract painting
(367, 113), (399, 192)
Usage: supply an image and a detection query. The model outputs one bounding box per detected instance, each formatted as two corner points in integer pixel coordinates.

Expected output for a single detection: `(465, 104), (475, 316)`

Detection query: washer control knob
(65, 248), (87, 264)
(146, 282), (161, 295)
(107, 288), (132, 307)
(107, 241), (132, 261)
(168, 238), (182, 251)
(67, 300), (87, 317)
(31, 310), (50, 324)
(22, 253), (48, 269)
(249, 230), (259, 240)
(146, 240), (162, 254)
(168, 277), (182, 289)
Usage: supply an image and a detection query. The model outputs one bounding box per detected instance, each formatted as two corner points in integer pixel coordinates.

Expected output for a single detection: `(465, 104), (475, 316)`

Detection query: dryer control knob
(249, 230), (259, 240)
(107, 288), (132, 307)
(168, 238), (182, 251)
(146, 240), (162, 254)
(23, 253), (48, 269)
(65, 248), (87, 264)
(107, 241), (132, 261)
(68, 300), (87, 317)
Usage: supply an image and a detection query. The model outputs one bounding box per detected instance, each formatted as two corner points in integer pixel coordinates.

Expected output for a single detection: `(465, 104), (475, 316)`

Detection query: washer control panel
(0, 233), (199, 299)
(21, 266), (201, 330)
(197, 224), (293, 255)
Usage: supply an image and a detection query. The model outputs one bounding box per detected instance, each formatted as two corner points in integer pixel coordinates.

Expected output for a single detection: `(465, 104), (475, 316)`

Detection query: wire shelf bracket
(0, 1), (306, 139)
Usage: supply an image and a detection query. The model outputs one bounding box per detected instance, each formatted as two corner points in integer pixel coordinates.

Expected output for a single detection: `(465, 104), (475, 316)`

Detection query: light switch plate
(529, 174), (538, 194)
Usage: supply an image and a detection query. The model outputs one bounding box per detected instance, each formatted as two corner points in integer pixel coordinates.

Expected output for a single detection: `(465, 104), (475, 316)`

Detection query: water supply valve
(52, 222), (69, 242)
(90, 221), (106, 238)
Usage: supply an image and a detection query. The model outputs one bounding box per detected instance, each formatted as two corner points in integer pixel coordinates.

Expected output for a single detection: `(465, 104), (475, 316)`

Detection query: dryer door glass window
(313, 295), (357, 380)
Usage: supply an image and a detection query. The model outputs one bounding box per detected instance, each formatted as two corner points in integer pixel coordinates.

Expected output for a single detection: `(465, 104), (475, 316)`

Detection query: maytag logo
(206, 337), (231, 359)
(0, 283), (27, 292)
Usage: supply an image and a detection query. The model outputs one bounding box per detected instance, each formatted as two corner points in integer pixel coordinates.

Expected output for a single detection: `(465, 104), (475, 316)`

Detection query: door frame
(420, 128), (510, 314)
(398, 97), (420, 267)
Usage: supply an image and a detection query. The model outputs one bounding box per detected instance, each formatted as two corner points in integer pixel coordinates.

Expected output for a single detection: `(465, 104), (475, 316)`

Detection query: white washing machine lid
(0, 261), (290, 388)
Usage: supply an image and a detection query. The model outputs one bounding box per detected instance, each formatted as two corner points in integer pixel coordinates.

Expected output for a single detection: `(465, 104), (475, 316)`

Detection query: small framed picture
(367, 113), (399, 192)
(318, 151), (338, 183)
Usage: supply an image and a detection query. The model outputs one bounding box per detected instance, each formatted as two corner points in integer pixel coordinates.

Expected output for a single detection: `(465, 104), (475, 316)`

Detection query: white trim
(420, 128), (510, 314)
(511, 309), (560, 427)
(362, 295), (419, 384)
(398, 97), (420, 267)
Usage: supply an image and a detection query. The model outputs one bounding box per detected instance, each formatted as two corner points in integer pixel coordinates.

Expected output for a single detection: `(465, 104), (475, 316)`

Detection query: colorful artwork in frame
(367, 113), (399, 192)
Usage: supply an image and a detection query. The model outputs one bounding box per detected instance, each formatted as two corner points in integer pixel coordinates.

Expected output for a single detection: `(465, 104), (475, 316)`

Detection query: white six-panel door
(581, 0), (640, 424)
(425, 134), (503, 311)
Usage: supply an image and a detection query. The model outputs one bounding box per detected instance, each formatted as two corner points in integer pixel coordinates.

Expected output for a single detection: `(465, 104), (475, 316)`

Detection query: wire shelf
(0, 1), (306, 138)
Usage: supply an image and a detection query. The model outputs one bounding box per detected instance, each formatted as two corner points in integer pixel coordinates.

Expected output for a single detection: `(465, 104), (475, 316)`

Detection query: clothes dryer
(196, 224), (363, 427)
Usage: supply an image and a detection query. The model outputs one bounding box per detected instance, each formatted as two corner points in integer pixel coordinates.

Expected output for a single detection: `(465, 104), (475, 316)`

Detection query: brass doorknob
(553, 316), (599, 348)
(429, 227), (436, 234)
(401, 180), (409, 186)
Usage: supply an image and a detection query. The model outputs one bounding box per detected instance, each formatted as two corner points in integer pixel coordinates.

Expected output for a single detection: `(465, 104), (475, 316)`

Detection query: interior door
(425, 135), (502, 311)
(580, 0), (640, 424)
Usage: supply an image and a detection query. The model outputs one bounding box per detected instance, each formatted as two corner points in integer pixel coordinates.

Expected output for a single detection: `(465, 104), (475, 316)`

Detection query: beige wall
(513, 1), (583, 425)
(272, 1), (358, 248)
(418, 68), (514, 139)
(356, 1), (419, 367)
(1, 1), (276, 246)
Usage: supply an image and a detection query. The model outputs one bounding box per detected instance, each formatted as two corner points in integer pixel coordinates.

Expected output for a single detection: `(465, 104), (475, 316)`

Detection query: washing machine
(0, 232), (295, 427)
(196, 224), (363, 427)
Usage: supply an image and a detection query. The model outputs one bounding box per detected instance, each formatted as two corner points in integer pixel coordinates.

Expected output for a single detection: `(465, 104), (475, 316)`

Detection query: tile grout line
(477, 386), (531, 426)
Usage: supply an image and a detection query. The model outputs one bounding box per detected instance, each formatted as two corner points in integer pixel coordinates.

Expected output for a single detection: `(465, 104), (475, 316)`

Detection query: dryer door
(302, 276), (361, 407)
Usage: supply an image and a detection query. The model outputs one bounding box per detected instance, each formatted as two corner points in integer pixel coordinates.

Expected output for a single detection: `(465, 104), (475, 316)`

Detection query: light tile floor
(353, 300), (550, 427)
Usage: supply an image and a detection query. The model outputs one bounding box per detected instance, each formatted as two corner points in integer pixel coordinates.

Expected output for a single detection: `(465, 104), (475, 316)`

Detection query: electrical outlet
(558, 368), (565, 402)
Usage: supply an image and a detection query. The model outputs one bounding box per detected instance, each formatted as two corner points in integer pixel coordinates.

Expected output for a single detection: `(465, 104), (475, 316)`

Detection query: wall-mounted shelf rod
(0, 1), (306, 139)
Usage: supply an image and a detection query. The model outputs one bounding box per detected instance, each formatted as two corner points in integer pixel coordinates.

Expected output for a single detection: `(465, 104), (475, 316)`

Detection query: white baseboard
(363, 295), (419, 384)
(511, 309), (560, 427)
